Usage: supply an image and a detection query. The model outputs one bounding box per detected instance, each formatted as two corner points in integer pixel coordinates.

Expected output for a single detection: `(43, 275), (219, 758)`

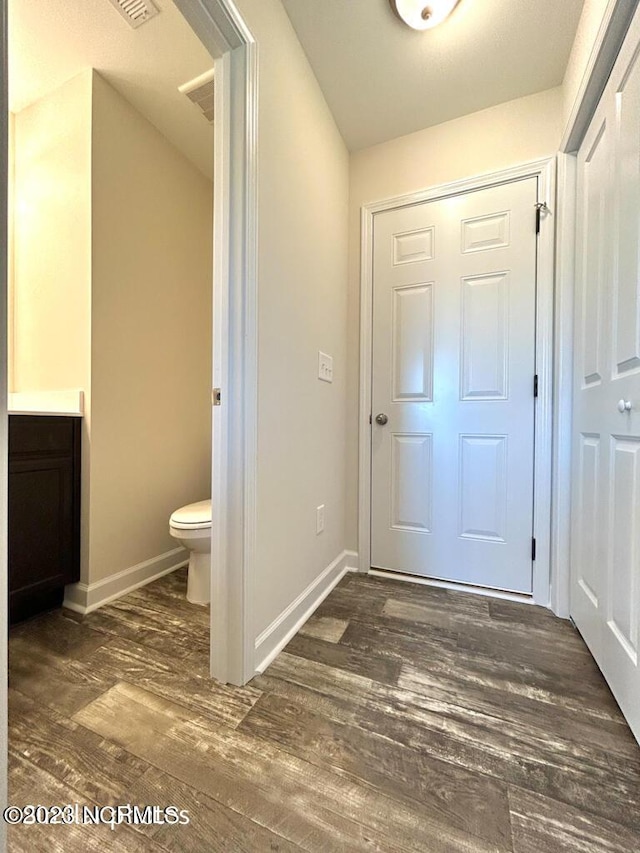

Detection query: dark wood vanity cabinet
(8, 415), (81, 623)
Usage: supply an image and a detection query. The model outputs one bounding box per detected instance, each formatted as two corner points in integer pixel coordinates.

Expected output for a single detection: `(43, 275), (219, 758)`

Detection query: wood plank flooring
(8, 569), (640, 852)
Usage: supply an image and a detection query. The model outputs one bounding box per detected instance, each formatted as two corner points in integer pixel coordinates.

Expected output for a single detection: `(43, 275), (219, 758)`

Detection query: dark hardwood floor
(7, 568), (640, 852)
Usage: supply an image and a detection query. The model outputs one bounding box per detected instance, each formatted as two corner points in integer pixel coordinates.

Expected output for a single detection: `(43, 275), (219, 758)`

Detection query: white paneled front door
(371, 178), (538, 593)
(571, 8), (640, 742)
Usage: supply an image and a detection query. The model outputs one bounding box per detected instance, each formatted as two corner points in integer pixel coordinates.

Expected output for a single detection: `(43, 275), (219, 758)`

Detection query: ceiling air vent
(179, 70), (215, 124)
(106, 0), (160, 29)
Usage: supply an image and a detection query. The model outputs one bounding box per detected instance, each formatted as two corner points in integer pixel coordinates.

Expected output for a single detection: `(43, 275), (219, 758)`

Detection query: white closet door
(371, 178), (538, 593)
(571, 6), (640, 742)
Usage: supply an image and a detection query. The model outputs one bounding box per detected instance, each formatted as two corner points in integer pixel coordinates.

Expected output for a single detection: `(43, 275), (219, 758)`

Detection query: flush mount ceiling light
(389, 0), (460, 30)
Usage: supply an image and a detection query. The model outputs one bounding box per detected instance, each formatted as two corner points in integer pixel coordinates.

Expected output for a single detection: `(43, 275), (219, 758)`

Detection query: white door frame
(358, 159), (556, 607)
(157, 0), (259, 685)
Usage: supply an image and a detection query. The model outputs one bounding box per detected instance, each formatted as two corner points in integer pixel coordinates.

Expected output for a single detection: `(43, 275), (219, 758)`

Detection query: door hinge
(533, 374), (539, 397)
(531, 537), (537, 561)
(212, 388), (221, 406)
(535, 202), (548, 234)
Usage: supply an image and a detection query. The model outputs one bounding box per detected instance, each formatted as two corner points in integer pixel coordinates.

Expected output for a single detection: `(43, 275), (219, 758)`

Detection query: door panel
(461, 211), (510, 253)
(458, 435), (507, 542)
(571, 7), (640, 743)
(575, 433), (601, 608)
(371, 178), (538, 593)
(460, 272), (509, 400)
(391, 433), (433, 532)
(392, 283), (434, 401)
(608, 437), (640, 657)
(580, 121), (609, 389)
(393, 227), (435, 265)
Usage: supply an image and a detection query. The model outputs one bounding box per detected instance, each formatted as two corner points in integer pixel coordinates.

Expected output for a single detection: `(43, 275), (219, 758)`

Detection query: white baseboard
(344, 549), (359, 571)
(63, 547), (189, 615)
(254, 549), (358, 675)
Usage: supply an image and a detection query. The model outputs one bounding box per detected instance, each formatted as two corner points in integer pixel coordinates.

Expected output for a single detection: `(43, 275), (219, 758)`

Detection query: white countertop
(8, 390), (84, 417)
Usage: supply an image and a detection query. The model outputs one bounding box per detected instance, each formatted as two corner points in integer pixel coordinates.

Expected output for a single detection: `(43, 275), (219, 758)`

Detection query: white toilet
(169, 499), (211, 605)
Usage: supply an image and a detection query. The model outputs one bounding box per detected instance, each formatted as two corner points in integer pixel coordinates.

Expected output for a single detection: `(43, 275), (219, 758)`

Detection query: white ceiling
(281, 0), (584, 151)
(9, 0), (215, 179)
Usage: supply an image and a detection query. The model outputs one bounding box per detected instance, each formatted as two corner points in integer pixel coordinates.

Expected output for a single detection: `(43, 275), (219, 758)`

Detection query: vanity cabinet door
(8, 416), (81, 623)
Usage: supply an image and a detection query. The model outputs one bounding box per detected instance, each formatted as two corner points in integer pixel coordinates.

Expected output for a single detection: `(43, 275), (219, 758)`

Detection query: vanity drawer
(9, 415), (77, 456)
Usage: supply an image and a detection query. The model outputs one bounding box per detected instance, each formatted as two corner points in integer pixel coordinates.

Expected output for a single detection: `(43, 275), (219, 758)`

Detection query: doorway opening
(6, 0), (215, 657)
(2, 0), (257, 698)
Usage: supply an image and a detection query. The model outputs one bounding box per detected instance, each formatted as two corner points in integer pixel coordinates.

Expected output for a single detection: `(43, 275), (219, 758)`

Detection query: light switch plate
(318, 351), (333, 383)
(316, 504), (325, 534)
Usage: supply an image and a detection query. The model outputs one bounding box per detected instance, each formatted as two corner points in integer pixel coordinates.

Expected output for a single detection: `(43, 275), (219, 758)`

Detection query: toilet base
(187, 550), (210, 605)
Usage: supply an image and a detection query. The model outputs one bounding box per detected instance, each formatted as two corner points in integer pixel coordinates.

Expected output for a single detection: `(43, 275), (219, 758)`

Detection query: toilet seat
(169, 499), (211, 530)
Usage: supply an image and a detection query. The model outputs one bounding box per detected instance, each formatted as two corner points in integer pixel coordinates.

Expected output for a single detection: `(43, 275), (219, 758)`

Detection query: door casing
(358, 159), (556, 607)
(128, 0), (260, 686)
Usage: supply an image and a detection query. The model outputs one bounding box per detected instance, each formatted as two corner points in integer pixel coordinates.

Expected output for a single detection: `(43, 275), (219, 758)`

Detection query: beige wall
(88, 73), (212, 584)
(562, 0), (612, 129)
(235, 0), (350, 640)
(346, 86), (564, 549)
(10, 71), (92, 395)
